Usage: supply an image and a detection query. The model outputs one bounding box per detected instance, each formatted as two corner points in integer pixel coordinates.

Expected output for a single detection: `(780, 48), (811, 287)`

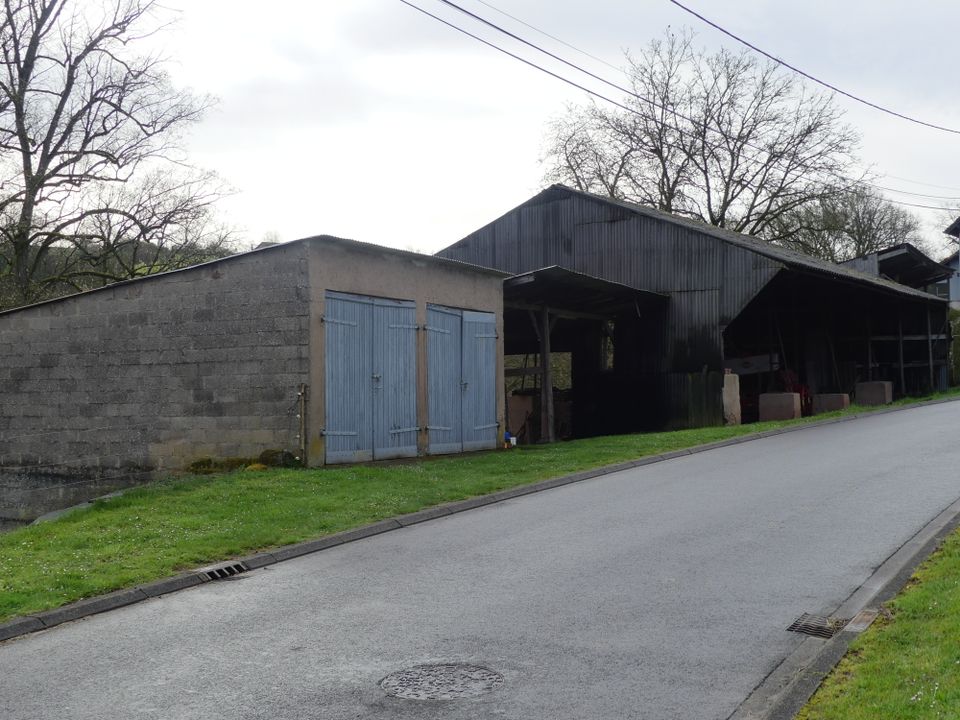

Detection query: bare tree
(0, 0), (231, 307)
(542, 29), (861, 239)
(775, 188), (925, 262)
(41, 169), (233, 292)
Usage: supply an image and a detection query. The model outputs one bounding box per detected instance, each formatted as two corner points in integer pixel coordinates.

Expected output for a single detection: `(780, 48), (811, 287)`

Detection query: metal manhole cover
(380, 663), (504, 700)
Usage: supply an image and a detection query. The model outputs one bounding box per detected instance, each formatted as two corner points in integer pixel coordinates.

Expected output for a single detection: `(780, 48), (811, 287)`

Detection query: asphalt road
(4, 403), (960, 720)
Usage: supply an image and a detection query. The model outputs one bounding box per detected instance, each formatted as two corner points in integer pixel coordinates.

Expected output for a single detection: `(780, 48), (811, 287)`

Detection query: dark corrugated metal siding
(442, 194), (781, 366)
(443, 188), (950, 429)
(664, 372), (724, 428)
(439, 192), (783, 427)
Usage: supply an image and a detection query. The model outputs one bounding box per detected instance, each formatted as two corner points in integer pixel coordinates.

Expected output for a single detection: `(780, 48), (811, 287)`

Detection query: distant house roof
(516, 185), (945, 303)
(841, 243), (953, 287)
(946, 217), (960, 238)
(943, 218), (960, 267)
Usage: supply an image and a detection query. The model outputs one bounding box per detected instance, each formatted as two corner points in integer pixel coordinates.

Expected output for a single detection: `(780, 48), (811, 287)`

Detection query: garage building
(0, 236), (504, 528)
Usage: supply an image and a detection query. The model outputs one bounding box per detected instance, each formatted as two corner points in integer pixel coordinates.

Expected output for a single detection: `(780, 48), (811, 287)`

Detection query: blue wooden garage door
(426, 305), (463, 455)
(461, 310), (499, 451)
(325, 292), (417, 464)
(372, 298), (419, 460)
(426, 305), (498, 454)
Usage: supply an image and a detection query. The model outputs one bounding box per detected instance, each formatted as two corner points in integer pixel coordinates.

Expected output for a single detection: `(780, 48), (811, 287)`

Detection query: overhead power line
(667, 0), (960, 136)
(470, 0), (623, 75)
(433, 0), (861, 189)
(465, 0), (960, 196)
(396, 1), (644, 122)
(872, 185), (960, 202)
(398, 0), (959, 214)
(878, 174), (960, 193)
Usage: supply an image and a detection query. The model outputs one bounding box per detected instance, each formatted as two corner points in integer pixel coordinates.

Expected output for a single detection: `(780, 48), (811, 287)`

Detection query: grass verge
(797, 526), (960, 719)
(2, 388), (959, 625)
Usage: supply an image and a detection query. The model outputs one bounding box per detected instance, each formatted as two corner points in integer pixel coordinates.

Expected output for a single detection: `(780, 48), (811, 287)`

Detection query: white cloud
(149, 0), (960, 252)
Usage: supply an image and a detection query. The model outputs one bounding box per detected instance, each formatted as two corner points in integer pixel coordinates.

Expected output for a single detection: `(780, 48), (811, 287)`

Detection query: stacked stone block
(0, 243), (311, 503)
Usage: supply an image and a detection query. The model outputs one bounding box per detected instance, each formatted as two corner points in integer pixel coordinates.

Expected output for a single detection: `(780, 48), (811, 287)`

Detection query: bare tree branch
(0, 0), (229, 308)
(775, 187), (926, 262)
(541, 29), (861, 243)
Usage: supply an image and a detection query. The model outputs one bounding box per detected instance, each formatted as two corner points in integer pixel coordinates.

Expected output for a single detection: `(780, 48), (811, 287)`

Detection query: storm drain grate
(380, 663), (504, 700)
(786, 613), (850, 639)
(196, 561), (249, 581)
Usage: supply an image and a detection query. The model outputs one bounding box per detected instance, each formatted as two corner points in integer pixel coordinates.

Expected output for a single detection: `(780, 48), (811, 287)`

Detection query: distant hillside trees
(0, 0), (232, 310)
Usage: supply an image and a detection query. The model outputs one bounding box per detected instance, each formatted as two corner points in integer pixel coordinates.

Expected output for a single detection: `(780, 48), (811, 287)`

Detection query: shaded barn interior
(723, 271), (950, 423)
(439, 185), (950, 434)
(501, 267), (667, 441)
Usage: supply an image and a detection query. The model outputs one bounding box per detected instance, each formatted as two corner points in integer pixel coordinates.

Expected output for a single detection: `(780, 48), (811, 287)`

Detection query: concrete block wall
(0, 242), (311, 494)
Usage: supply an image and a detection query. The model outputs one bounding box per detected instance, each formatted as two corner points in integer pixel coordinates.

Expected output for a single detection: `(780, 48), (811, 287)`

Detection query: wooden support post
(527, 310), (542, 392)
(898, 313), (906, 395)
(767, 309), (775, 392)
(927, 305), (935, 391)
(774, 311), (788, 371)
(825, 312), (841, 391)
(540, 305), (555, 443)
(866, 315), (873, 381)
(791, 279), (801, 383)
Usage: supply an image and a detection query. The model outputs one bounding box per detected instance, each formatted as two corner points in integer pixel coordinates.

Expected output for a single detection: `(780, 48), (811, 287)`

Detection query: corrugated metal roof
(840, 243), (954, 285)
(523, 185), (945, 303)
(505, 265), (667, 314)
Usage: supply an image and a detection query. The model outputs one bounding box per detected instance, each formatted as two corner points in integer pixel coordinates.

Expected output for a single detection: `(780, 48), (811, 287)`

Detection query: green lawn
(1, 389), (958, 625)
(797, 528), (960, 719)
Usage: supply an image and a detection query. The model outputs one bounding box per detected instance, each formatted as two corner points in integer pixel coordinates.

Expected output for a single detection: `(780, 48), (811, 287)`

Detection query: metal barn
(438, 185), (950, 435)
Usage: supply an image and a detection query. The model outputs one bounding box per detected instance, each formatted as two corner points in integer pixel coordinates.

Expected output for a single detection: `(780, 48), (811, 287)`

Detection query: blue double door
(425, 305), (498, 454)
(324, 293), (498, 464)
(324, 292), (418, 464)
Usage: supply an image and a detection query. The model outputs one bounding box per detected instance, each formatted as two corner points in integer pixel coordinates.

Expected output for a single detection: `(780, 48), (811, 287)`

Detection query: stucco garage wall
(305, 237), (505, 465)
(0, 241), (311, 519)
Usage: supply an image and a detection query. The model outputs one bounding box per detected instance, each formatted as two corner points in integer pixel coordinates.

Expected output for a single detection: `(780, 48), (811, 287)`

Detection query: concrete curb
(2, 394), (959, 646)
(728, 493), (960, 720)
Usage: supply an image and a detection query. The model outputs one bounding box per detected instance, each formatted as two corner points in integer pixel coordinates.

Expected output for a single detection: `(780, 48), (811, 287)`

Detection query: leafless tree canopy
(542, 30), (862, 241)
(0, 0), (232, 309)
(776, 188), (925, 263)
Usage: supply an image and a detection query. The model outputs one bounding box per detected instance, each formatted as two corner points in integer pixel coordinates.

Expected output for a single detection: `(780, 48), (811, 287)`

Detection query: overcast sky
(157, 0), (960, 256)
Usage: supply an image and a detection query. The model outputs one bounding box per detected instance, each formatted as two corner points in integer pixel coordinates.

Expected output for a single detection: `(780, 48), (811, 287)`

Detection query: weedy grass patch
(797, 528), (960, 719)
(2, 389), (958, 624)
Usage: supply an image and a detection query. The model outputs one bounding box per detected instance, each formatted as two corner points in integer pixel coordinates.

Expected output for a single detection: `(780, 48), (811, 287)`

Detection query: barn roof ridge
(520, 185), (944, 303)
